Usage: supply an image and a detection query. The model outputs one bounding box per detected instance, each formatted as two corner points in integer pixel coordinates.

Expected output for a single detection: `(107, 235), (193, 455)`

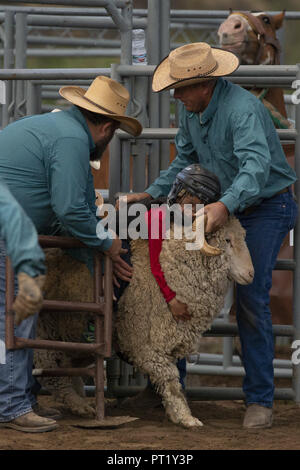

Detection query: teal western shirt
(147, 78), (297, 213)
(0, 178), (45, 277)
(0, 106), (113, 251)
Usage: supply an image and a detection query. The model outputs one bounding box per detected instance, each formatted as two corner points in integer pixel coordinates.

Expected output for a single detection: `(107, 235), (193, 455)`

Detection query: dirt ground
(0, 395), (300, 451)
(1, 376), (300, 451)
(1, 340), (299, 451)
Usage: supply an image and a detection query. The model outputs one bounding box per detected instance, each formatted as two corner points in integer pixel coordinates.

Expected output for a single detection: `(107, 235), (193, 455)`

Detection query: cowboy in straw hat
(123, 42), (297, 430)
(59, 75), (142, 137)
(0, 75), (141, 432)
(151, 41), (239, 92)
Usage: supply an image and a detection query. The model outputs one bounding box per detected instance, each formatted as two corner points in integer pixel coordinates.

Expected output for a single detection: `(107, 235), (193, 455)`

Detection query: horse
(217, 11), (295, 325)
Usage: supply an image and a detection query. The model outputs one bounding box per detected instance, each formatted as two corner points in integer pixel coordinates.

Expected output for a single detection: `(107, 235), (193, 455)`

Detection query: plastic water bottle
(132, 29), (147, 65)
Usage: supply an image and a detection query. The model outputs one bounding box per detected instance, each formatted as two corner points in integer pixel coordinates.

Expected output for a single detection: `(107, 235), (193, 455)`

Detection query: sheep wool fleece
(34, 216), (250, 425)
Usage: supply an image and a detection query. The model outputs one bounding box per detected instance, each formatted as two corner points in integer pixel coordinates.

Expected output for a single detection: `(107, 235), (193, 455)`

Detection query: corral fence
(0, 1), (300, 404)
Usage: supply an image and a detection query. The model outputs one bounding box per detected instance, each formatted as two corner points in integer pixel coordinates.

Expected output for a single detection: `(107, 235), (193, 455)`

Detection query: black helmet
(167, 164), (221, 206)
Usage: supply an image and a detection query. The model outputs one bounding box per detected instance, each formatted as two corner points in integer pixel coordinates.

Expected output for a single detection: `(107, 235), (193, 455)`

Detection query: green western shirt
(0, 106), (113, 251)
(0, 178), (45, 277)
(147, 78), (297, 213)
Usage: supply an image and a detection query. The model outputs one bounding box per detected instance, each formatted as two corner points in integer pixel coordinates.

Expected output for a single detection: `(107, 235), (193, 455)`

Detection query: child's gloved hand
(168, 297), (191, 323)
(13, 273), (46, 326)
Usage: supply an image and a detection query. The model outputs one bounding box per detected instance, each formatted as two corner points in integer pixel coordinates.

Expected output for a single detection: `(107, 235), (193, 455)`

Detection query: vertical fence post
(292, 64), (300, 403)
(2, 11), (14, 128)
(160, 0), (171, 170)
(122, 1), (132, 194)
(14, 12), (27, 120)
(146, 0), (160, 184)
(26, 81), (42, 116)
(131, 28), (148, 192)
(109, 63), (122, 203)
(109, 0), (132, 199)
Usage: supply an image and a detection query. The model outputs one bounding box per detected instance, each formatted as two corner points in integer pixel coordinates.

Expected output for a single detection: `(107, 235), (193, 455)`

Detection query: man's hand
(105, 237), (133, 286)
(13, 273), (46, 326)
(204, 202), (229, 233)
(168, 297), (191, 323)
(115, 192), (151, 210)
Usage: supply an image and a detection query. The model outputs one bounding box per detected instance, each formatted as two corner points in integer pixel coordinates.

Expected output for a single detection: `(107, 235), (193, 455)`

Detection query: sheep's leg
(160, 377), (203, 428)
(138, 351), (203, 428)
(71, 376), (86, 398)
(51, 380), (95, 419)
(34, 349), (95, 418)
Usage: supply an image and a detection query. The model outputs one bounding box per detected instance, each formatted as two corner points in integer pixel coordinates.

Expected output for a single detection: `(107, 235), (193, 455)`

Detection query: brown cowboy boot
(243, 404), (273, 429)
(0, 411), (58, 433)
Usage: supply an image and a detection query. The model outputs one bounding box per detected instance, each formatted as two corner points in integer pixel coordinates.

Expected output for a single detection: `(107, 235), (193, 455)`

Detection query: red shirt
(146, 206), (176, 303)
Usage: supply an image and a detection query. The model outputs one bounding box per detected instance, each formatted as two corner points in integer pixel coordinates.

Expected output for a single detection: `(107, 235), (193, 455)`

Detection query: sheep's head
(206, 217), (254, 285)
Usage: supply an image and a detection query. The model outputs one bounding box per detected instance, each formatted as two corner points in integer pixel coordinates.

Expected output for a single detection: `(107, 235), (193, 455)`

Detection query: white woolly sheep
(35, 216), (254, 427)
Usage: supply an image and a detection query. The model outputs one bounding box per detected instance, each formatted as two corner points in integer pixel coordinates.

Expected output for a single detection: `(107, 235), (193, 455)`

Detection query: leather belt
(237, 187), (290, 216)
(276, 187), (289, 196)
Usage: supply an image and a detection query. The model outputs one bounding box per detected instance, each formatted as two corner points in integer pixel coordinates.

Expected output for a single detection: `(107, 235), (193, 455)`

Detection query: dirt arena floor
(1, 341), (299, 451)
(1, 395), (300, 451)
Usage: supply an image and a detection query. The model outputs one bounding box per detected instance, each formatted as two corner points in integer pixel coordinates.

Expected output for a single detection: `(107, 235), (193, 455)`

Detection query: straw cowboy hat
(152, 42), (239, 92)
(59, 76), (142, 137)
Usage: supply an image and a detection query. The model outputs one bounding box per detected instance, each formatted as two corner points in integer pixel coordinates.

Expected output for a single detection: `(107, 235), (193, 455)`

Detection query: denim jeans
(236, 190), (298, 407)
(0, 241), (38, 422)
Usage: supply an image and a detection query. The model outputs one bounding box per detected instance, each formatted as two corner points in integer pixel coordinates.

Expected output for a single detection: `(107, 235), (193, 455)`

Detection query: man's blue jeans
(236, 190), (297, 408)
(0, 242), (38, 422)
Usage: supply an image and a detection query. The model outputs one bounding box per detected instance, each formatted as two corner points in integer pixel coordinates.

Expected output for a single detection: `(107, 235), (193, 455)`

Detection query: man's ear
(99, 121), (112, 136)
(102, 120), (119, 136)
(94, 121), (111, 140)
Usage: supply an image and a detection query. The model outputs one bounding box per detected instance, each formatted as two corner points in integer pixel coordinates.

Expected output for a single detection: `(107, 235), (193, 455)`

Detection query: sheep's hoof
(68, 402), (95, 419)
(180, 416), (204, 428)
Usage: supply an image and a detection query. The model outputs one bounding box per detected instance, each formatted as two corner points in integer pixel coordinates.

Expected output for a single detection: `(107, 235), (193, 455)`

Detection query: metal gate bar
(5, 235), (113, 421)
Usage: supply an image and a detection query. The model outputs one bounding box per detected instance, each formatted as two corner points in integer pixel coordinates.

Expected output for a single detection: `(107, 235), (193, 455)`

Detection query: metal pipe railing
(0, 48), (121, 57)
(116, 128), (297, 142)
(0, 13), (146, 30)
(188, 353), (293, 369)
(2, 0), (125, 7)
(25, 36), (121, 47)
(0, 6), (115, 15)
(0, 65), (297, 80)
(2, 6), (300, 20)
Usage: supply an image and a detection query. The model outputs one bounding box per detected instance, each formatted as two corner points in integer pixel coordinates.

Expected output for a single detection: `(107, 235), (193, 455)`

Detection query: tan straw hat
(152, 42), (239, 92)
(59, 76), (142, 137)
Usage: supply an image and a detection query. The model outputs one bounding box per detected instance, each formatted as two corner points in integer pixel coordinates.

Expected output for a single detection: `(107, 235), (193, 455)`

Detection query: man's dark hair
(76, 105), (117, 126)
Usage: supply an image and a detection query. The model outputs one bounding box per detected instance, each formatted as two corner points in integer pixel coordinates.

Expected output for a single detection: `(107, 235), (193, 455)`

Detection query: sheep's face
(221, 218), (254, 285)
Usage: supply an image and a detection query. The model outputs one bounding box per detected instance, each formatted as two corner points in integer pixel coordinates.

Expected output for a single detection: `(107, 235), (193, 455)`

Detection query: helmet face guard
(167, 181), (187, 206)
(167, 164), (221, 207)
